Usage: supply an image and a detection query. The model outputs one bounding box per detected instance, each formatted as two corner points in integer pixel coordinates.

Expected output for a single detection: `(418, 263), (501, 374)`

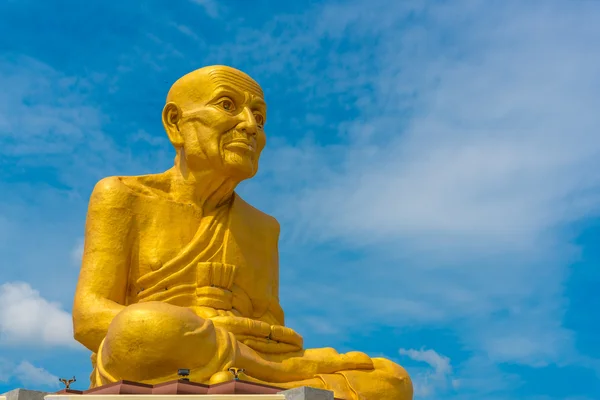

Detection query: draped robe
(86, 179), (412, 400)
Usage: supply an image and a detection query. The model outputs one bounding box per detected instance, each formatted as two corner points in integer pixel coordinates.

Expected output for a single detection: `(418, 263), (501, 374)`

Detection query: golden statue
(72, 65), (413, 400)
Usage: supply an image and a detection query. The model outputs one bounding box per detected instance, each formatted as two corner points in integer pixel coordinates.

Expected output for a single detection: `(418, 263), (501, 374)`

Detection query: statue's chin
(222, 155), (258, 182)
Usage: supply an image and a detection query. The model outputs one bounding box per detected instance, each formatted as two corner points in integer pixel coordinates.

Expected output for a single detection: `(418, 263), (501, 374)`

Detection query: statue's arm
(252, 218), (287, 328)
(72, 177), (132, 352)
(259, 218), (304, 350)
(268, 219), (285, 325)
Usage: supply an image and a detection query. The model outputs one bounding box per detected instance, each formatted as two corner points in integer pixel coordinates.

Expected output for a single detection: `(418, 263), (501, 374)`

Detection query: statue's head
(162, 65), (267, 182)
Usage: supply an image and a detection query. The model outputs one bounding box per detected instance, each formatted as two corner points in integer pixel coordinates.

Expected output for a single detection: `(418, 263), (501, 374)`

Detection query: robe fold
(88, 191), (412, 400)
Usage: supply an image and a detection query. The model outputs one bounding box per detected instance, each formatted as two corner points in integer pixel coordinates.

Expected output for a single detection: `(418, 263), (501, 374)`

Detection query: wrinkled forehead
(167, 66), (265, 108)
(207, 68), (264, 99)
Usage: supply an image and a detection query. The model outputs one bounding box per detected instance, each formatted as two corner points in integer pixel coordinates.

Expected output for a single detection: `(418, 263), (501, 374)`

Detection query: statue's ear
(162, 102), (184, 148)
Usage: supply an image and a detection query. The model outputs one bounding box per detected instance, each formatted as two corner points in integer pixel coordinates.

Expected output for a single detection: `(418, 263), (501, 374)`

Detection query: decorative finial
(228, 367), (245, 381)
(177, 368), (190, 381)
(59, 376), (76, 389)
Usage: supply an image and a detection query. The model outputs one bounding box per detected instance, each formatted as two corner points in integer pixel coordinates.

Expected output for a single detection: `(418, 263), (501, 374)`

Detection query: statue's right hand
(191, 306), (220, 319)
(209, 315), (272, 338)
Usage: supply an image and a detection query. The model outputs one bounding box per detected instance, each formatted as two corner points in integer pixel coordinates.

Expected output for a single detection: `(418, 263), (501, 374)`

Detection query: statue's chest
(135, 201), (202, 273)
(131, 198), (273, 308)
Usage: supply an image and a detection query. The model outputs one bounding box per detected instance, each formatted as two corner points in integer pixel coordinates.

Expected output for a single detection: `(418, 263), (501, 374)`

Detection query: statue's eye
(254, 113), (265, 127)
(219, 98), (235, 112)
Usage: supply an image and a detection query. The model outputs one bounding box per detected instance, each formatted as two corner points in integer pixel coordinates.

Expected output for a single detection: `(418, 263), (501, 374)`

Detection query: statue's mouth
(224, 140), (255, 153)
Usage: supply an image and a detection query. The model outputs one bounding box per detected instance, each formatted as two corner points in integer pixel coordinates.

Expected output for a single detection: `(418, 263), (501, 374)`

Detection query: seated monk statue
(72, 65), (413, 400)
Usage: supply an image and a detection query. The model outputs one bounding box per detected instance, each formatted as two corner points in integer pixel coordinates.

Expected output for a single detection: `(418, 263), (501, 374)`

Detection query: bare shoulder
(91, 173), (171, 205)
(93, 176), (128, 193)
(119, 173), (172, 197)
(90, 176), (134, 207)
(233, 194), (281, 236)
(91, 176), (128, 199)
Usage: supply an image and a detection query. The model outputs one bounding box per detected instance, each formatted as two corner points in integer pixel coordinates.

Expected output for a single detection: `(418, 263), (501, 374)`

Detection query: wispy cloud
(0, 359), (59, 389)
(188, 0), (219, 19)
(1, 0), (598, 397)
(0, 55), (105, 156)
(0, 282), (76, 348)
(14, 361), (59, 388)
(70, 239), (84, 267)
(399, 348), (456, 398)
(169, 23), (203, 44)
(0, 54), (173, 192)
(232, 0), (600, 372)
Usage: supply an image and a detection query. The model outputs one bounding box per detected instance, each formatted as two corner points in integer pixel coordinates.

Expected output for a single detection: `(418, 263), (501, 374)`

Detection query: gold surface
(72, 65), (413, 400)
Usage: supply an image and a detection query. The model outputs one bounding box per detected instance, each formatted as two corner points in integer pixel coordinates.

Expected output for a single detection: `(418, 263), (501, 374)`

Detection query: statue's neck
(168, 154), (238, 211)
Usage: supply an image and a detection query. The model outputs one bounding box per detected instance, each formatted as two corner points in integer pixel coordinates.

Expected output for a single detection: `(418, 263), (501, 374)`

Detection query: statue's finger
(269, 325), (303, 346)
(192, 306), (219, 319)
(211, 316), (271, 337)
(240, 337), (301, 354)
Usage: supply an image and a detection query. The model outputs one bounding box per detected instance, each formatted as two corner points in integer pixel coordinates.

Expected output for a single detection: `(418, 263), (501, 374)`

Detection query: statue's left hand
(269, 325), (303, 348)
(233, 324), (303, 354)
(212, 315), (303, 354)
(191, 306), (304, 353)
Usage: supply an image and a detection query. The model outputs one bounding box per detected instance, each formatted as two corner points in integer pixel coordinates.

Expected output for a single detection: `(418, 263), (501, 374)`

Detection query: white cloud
(399, 348), (454, 398)
(286, 0), (600, 252)
(0, 56), (104, 156)
(0, 1), (595, 397)
(0, 282), (76, 348)
(70, 239), (84, 267)
(189, 0), (219, 19)
(170, 23), (203, 43)
(129, 129), (168, 147)
(448, 355), (523, 399)
(14, 361), (59, 388)
(0, 54), (173, 190)
(286, 315), (341, 336)
(235, 0), (600, 370)
(0, 358), (59, 389)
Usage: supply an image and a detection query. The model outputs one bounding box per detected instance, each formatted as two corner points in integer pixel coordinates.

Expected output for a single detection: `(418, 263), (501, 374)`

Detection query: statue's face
(170, 67), (267, 181)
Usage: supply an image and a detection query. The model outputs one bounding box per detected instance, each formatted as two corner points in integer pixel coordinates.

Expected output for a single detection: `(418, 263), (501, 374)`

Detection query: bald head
(166, 65), (264, 110)
(161, 65), (268, 182)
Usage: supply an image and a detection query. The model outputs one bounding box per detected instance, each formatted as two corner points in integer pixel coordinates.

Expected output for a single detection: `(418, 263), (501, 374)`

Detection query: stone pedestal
(3, 389), (49, 400)
(279, 387), (334, 400)
(40, 380), (338, 399)
(2, 381), (337, 400)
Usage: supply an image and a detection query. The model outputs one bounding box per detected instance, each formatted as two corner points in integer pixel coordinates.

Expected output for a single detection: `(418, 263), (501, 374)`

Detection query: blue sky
(1, 0), (599, 398)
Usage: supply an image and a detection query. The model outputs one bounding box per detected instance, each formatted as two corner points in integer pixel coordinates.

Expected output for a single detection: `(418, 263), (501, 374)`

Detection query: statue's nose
(238, 108), (258, 136)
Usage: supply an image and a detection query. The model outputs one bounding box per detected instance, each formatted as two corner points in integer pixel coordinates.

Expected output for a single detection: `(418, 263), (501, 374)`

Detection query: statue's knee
(108, 302), (161, 342)
(102, 302), (209, 380)
(111, 302), (158, 327)
(106, 302), (203, 356)
(111, 301), (197, 332)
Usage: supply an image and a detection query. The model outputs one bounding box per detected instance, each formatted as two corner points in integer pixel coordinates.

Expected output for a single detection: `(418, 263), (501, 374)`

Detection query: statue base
(13, 380), (338, 400)
(1, 389), (49, 400)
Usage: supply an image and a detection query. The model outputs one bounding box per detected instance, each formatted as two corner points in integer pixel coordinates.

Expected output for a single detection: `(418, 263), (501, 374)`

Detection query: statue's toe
(372, 357), (411, 378)
(346, 351), (375, 370)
